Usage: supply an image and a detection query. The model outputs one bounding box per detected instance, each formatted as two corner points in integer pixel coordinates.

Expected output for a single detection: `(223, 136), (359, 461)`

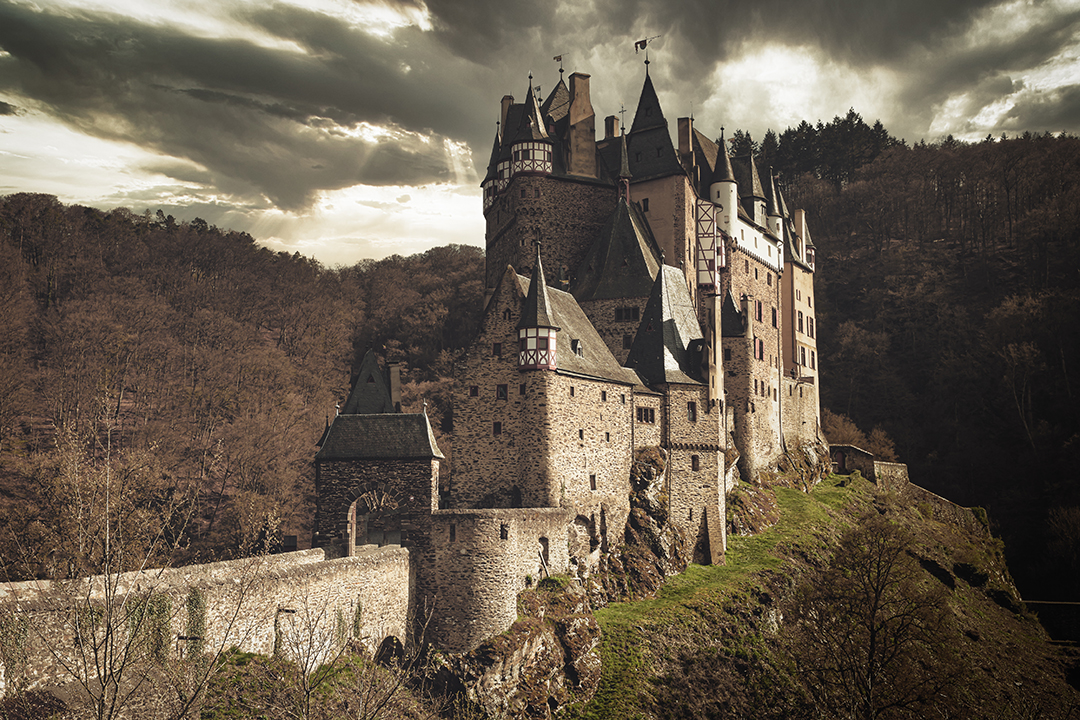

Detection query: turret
(710, 130), (739, 237)
(482, 125), (501, 213)
(764, 167), (783, 238)
(517, 244), (560, 370)
(740, 147), (767, 226)
(510, 76), (553, 178)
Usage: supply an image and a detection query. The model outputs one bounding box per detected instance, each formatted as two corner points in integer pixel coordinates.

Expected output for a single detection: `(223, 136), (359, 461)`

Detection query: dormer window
(570, 339), (584, 357)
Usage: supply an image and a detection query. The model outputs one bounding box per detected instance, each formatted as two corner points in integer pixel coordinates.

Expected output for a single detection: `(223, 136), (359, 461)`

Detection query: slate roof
(570, 196), (661, 303)
(624, 265), (705, 386)
(709, 131), (736, 187)
(630, 71), (665, 134)
(720, 290), (746, 338)
(511, 78), (550, 144)
(541, 77), (570, 128)
(483, 127), (501, 183)
(341, 349), (396, 415)
(764, 167), (780, 217)
(518, 244), (559, 330)
(316, 413), (444, 462)
(734, 154), (765, 200)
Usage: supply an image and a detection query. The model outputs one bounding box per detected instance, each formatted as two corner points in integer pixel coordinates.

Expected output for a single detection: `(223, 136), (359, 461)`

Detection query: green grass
(569, 475), (867, 719)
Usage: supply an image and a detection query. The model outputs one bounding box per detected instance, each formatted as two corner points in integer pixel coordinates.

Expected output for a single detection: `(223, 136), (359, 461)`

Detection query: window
(601, 391), (607, 402)
(500, 524), (509, 540)
(570, 386), (575, 397)
(745, 259), (750, 273)
(520, 188), (527, 198)
(623, 334), (633, 349)
(808, 295), (812, 307)
(798, 311), (804, 333)
(811, 350), (816, 369)
(754, 378), (758, 394)
(800, 347), (807, 366)
(614, 306), (640, 322)
(605, 431), (610, 442)
(808, 317), (815, 338)
(534, 187), (540, 198)
(621, 394), (627, 404)
(469, 385), (479, 397)
(796, 289), (801, 301)
(571, 339), (584, 357)
(493, 421), (502, 435)
(642, 198), (650, 212)
(688, 401), (697, 422)
(773, 387), (777, 401)
(636, 407), (656, 423)
(519, 383), (526, 395)
(691, 455), (700, 471)
(492, 342), (502, 356)
(589, 474), (597, 490)
(772, 306), (777, 327)
(724, 348), (731, 362)
(449, 524), (456, 542)
(755, 300), (763, 322)
(755, 338), (765, 360)
(578, 429), (584, 440)
(496, 384), (508, 399)
(656, 147), (662, 157)
(755, 268), (759, 279)
(767, 273), (772, 286)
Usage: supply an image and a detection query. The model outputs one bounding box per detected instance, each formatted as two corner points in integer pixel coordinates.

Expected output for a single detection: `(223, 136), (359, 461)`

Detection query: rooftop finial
(553, 53), (565, 77)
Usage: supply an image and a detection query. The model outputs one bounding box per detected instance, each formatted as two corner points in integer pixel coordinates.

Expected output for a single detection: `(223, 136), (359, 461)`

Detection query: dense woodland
(0, 196), (481, 578)
(0, 114), (1078, 604)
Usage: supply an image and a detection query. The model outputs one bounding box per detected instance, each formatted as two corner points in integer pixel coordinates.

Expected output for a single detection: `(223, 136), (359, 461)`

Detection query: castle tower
(739, 146), (767, 226)
(709, 129), (739, 239)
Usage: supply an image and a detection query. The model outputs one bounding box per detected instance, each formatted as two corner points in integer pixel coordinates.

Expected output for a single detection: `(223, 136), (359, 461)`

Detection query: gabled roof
(720, 290), (745, 338)
(316, 413), (443, 462)
(483, 127), (501, 183)
(342, 349), (396, 415)
(570, 196), (661, 302)
(541, 77), (570, 125)
(734, 154), (765, 200)
(624, 265), (704, 386)
(518, 244), (559, 330)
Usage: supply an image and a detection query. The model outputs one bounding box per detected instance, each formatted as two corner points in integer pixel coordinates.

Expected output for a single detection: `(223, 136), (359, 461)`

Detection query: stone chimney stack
(605, 115), (619, 140)
(389, 362), (402, 412)
(678, 117), (695, 178)
(567, 73), (596, 177)
(500, 95), (514, 130)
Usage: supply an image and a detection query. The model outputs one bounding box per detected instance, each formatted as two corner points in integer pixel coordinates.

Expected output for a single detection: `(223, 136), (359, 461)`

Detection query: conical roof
(570, 197), (660, 302)
(518, 244), (559, 330)
(764, 166), (780, 217)
(618, 132), (632, 180)
(512, 77), (550, 144)
(710, 131), (736, 185)
(624, 265), (704, 386)
(482, 126), (501, 183)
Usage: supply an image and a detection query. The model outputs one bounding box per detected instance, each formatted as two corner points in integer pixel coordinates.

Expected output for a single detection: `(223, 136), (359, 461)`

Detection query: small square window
(519, 383), (526, 395)
(492, 342), (502, 356)
(493, 421), (502, 436)
(469, 386), (479, 397)
(500, 524), (509, 540)
(496, 384), (508, 400)
(691, 455), (700, 471)
(623, 334), (633, 349)
(724, 348), (731, 362)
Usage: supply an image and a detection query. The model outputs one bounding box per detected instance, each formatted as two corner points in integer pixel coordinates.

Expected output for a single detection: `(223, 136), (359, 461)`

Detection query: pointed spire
(483, 124), (501, 183)
(618, 131), (632, 180)
(740, 145), (765, 200)
(518, 243), (559, 331)
(624, 265), (703, 385)
(514, 74), (550, 143)
(710, 128), (736, 185)
(764, 166), (780, 216)
(630, 71), (666, 134)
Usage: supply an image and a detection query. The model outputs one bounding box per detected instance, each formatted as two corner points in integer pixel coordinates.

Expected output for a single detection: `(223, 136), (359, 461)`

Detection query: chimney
(500, 95), (514, 130)
(567, 73), (596, 177)
(389, 362), (402, 412)
(605, 115), (619, 139)
(678, 117), (695, 179)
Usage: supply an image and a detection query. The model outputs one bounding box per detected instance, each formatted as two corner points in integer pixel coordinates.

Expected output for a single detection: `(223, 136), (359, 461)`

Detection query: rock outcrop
(432, 580), (601, 719)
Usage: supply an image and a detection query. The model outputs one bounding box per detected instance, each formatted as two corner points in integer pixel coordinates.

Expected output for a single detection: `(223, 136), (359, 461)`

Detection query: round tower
(517, 244), (560, 371)
(710, 130), (739, 237)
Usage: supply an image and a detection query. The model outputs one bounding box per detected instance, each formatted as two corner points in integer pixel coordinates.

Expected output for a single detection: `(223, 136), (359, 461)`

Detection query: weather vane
(553, 53), (566, 77)
(635, 35), (662, 66)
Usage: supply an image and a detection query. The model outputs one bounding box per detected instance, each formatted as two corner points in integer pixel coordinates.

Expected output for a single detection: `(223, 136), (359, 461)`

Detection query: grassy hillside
(568, 475), (1079, 719)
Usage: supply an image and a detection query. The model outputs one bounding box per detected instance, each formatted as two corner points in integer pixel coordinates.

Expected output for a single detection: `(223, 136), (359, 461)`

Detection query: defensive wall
(0, 547), (410, 696)
(830, 445), (988, 537)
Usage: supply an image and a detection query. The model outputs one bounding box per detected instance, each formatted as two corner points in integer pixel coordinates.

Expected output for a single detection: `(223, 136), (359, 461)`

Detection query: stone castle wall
(781, 376), (822, 447)
(426, 508), (569, 652)
(0, 548), (410, 696)
(578, 296), (651, 365)
(485, 175), (616, 292)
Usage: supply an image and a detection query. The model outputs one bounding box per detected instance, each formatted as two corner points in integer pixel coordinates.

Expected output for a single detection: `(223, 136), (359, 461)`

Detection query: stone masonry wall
(632, 391), (663, 449)
(663, 383), (726, 564)
(578, 296), (651, 366)
(0, 548), (410, 696)
(485, 175), (616, 292)
(426, 508), (569, 652)
(781, 376), (822, 447)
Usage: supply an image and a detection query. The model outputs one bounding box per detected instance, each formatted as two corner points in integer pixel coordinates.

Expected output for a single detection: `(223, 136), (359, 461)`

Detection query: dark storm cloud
(0, 0), (489, 209)
(1003, 84), (1080, 134)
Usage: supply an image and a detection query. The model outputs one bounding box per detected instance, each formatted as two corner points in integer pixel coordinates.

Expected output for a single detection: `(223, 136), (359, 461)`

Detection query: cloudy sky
(2, 0), (1079, 266)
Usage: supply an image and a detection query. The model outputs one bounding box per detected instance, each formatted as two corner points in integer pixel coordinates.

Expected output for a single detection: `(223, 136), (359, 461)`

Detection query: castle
(312, 61), (825, 653)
